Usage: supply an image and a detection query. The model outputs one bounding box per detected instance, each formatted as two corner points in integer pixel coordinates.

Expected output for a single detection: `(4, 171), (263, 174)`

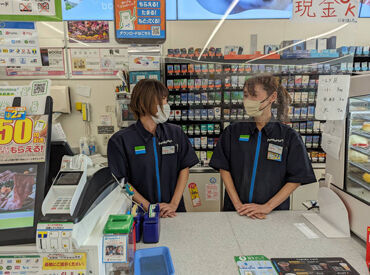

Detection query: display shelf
(350, 111), (370, 120)
(351, 130), (370, 139)
(347, 174), (370, 191)
(165, 59), (333, 166)
(348, 161), (370, 173)
(350, 146), (370, 156)
(165, 57), (353, 65)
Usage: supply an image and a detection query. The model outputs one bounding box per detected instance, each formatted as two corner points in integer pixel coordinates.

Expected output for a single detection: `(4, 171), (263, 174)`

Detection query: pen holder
(143, 204), (160, 243)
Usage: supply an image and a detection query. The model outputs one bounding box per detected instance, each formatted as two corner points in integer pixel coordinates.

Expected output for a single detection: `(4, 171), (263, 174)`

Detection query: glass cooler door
(346, 95), (370, 204)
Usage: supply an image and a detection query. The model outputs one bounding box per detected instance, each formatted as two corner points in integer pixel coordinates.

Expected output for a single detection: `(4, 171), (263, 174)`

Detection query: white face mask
(152, 104), (171, 124)
(243, 96), (271, 117)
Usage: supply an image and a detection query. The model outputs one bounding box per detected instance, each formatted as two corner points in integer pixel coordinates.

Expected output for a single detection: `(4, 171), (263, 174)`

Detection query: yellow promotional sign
(42, 253), (87, 271)
(0, 115), (48, 164)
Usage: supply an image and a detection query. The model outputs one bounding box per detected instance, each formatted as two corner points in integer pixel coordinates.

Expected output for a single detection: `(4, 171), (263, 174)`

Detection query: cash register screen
(0, 164), (38, 230)
(54, 171), (83, 186)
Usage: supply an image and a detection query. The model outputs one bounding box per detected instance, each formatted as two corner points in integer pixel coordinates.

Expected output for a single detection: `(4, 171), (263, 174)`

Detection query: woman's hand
(159, 202), (178, 218)
(236, 203), (273, 219)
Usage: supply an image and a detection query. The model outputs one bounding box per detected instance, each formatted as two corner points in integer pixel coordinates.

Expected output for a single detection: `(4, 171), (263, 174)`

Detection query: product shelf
(351, 130), (370, 139)
(348, 161), (370, 173)
(350, 146), (370, 156)
(347, 174), (370, 191)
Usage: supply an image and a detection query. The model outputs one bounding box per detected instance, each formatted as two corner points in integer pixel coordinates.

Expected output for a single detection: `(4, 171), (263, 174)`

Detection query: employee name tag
(162, 145), (175, 155)
(267, 143), (283, 162)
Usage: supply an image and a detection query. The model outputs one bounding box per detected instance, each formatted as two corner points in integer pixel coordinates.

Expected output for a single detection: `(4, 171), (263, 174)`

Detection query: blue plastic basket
(134, 246), (175, 275)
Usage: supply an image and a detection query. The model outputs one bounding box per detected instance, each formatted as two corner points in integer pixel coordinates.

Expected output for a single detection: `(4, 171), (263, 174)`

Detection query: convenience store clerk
(108, 79), (199, 218)
(210, 75), (316, 219)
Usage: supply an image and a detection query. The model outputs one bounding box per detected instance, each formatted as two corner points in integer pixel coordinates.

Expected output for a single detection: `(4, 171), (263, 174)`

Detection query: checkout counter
(0, 211), (367, 274)
(0, 152), (369, 274)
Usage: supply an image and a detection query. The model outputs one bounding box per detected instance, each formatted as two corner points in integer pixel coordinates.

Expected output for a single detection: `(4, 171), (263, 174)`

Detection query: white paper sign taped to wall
(315, 75), (350, 120)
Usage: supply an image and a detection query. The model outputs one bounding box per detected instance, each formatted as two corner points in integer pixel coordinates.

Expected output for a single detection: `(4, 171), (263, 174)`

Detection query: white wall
(3, 19), (370, 152)
(2, 79), (120, 154)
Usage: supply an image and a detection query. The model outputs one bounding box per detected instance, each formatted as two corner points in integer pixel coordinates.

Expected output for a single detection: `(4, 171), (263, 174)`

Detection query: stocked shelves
(347, 174), (370, 191)
(165, 59), (335, 166)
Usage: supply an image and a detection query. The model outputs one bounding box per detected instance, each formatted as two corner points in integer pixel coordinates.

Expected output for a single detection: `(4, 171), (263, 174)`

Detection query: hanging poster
(114, 0), (166, 44)
(293, 0), (359, 23)
(1, 48), (66, 78)
(0, 22), (41, 67)
(0, 0), (62, 21)
(68, 21), (110, 43)
(0, 115), (49, 164)
(69, 48), (128, 77)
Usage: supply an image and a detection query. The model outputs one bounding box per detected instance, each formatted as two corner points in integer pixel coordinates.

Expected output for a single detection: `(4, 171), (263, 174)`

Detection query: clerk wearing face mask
(108, 79), (199, 218)
(210, 75), (316, 219)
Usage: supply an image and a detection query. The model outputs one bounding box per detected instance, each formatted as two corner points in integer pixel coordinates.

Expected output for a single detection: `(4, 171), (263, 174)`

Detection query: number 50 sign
(0, 115), (48, 164)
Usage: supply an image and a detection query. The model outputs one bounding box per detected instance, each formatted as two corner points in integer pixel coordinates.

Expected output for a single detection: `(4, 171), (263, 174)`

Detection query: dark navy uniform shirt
(108, 120), (199, 212)
(209, 118), (316, 211)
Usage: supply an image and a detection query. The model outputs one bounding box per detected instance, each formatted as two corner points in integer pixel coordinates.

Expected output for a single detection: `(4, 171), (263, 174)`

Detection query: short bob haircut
(129, 79), (169, 119)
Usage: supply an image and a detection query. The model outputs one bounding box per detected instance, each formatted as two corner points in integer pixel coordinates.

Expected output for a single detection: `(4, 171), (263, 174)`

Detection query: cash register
(37, 154), (131, 257)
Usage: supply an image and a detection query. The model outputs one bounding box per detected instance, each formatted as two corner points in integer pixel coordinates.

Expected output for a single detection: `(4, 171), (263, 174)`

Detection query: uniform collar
(135, 120), (164, 143)
(246, 116), (278, 137)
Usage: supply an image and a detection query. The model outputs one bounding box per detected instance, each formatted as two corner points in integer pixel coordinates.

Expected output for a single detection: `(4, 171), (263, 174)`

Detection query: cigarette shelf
(164, 57), (349, 167)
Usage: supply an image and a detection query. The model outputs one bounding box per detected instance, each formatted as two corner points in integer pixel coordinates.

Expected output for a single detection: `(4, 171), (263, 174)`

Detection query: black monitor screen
(54, 171), (82, 186)
(0, 164), (38, 230)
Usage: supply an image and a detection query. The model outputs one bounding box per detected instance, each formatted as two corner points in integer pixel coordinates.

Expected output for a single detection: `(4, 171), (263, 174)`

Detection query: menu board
(0, 48), (66, 78)
(69, 48), (128, 77)
(271, 258), (359, 274)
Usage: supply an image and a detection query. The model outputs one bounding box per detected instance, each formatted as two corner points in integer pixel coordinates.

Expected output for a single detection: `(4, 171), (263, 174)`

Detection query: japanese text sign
(115, 0), (166, 41)
(42, 253), (87, 271)
(315, 75), (350, 120)
(293, 0), (359, 23)
(0, 115), (48, 164)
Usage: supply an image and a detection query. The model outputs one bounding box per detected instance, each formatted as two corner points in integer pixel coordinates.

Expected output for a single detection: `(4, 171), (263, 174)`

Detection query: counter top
(137, 211), (367, 275)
